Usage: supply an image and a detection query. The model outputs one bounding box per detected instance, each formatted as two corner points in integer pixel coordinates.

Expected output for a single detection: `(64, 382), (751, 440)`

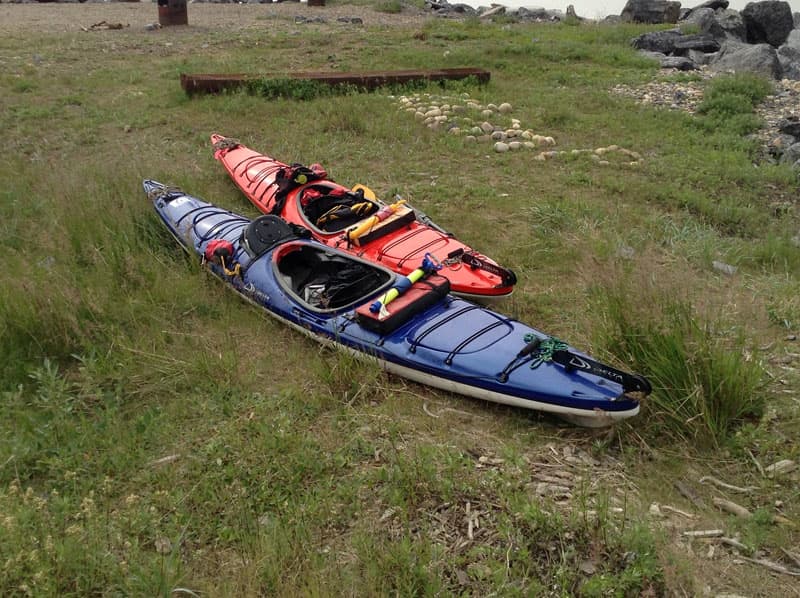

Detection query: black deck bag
(355, 274), (450, 335)
(242, 215), (310, 258)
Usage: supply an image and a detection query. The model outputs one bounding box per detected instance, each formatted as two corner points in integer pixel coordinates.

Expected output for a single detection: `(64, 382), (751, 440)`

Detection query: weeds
(696, 73), (773, 136)
(246, 78), (343, 101)
(593, 286), (767, 446)
(374, 0), (404, 14)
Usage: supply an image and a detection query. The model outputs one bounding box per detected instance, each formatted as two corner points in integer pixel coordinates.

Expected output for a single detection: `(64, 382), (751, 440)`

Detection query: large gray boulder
(680, 0), (731, 14)
(780, 142), (800, 165)
(710, 41), (783, 78)
(741, 1), (795, 48)
(695, 0), (730, 9)
(631, 29), (684, 53)
(679, 7), (746, 42)
(778, 48), (800, 79)
(783, 28), (800, 52)
(687, 49), (716, 65)
(711, 9), (748, 42)
(680, 7), (715, 31)
(778, 30), (800, 80)
(621, 0), (682, 24)
(673, 33), (722, 54)
(515, 7), (564, 21)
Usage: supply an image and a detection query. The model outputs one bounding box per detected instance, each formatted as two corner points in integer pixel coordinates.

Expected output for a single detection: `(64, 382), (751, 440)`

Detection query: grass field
(1, 2), (799, 596)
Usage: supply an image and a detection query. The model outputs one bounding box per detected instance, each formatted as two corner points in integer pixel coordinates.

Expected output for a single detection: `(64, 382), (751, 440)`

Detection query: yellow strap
(220, 256), (241, 278)
(346, 199), (406, 243)
(317, 202), (374, 226)
(352, 183), (377, 201)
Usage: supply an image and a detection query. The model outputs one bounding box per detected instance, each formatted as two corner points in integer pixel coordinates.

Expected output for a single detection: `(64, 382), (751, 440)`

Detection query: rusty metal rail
(180, 68), (490, 96)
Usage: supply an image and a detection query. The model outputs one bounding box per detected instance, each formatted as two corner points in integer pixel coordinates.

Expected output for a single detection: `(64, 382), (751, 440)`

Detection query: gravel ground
(0, 2), (430, 34)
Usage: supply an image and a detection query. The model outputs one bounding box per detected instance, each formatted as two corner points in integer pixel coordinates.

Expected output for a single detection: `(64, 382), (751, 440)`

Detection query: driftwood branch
(699, 475), (756, 493)
(422, 402), (439, 418)
(737, 556), (800, 577)
(712, 497), (751, 518)
(781, 548), (800, 569)
(745, 448), (765, 477)
(718, 537), (751, 552)
(682, 529), (724, 538)
(660, 504), (697, 519)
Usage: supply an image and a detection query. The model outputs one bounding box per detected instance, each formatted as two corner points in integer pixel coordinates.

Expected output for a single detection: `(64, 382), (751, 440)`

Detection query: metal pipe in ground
(158, 0), (188, 27)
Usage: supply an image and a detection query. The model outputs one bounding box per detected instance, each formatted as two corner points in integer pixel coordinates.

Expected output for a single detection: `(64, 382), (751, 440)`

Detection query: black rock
(778, 117), (800, 139)
(621, 0), (681, 24)
(673, 33), (721, 54)
(742, 1), (794, 48)
(694, 0), (729, 9)
(661, 56), (698, 70)
(631, 29), (683, 54)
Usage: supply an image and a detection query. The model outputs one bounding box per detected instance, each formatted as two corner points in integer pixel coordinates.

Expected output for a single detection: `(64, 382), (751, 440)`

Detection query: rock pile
(392, 92), (644, 165)
(425, 0), (569, 22)
(628, 0), (800, 80)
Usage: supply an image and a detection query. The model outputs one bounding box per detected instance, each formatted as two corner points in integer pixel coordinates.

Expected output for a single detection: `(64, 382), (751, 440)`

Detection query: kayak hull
(145, 179), (641, 427)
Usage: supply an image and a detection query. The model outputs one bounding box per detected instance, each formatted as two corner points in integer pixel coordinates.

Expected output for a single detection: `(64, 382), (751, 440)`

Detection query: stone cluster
(425, 1), (569, 22)
(392, 92), (643, 165)
(628, 0), (800, 80)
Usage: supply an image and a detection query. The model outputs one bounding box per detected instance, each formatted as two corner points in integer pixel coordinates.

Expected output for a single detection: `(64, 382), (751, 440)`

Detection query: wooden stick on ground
(738, 556), (800, 577)
(712, 497), (751, 518)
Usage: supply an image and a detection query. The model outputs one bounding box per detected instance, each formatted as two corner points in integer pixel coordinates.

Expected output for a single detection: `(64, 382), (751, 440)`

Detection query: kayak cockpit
(273, 242), (394, 312)
(297, 183), (380, 233)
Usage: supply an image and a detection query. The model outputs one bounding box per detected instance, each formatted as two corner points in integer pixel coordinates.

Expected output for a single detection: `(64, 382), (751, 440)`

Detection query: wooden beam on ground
(180, 68), (490, 96)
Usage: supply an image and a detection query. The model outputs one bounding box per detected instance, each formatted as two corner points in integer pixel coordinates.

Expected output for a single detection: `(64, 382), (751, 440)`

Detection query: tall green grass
(593, 286), (767, 446)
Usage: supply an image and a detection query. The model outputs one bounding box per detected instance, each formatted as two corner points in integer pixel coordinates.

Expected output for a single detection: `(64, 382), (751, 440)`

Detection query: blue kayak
(144, 180), (649, 427)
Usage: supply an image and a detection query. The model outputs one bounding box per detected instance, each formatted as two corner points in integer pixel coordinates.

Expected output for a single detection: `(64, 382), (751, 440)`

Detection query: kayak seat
(277, 245), (392, 311)
(299, 185), (379, 233)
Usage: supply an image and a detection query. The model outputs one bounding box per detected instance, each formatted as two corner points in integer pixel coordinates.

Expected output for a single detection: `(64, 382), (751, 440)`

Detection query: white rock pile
(391, 91), (643, 166)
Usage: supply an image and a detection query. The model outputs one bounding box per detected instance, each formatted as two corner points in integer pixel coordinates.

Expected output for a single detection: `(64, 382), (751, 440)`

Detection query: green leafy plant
(696, 73), (772, 135)
(375, 0), (403, 14)
(246, 77), (341, 100)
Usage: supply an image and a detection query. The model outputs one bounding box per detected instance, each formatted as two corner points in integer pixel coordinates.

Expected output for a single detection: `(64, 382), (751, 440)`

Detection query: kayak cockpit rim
(271, 241), (396, 314)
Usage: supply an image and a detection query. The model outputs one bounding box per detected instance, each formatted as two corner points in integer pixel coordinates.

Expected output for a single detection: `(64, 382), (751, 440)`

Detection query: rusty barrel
(158, 0), (188, 27)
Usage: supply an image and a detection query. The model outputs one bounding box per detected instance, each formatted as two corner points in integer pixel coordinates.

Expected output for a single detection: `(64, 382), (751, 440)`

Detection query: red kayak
(211, 134), (516, 301)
